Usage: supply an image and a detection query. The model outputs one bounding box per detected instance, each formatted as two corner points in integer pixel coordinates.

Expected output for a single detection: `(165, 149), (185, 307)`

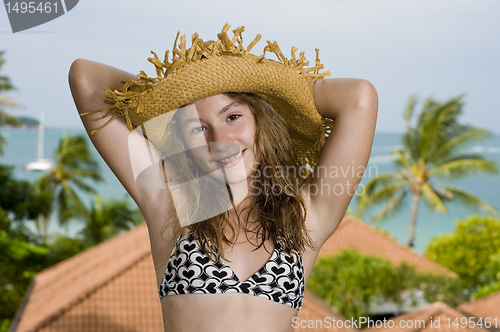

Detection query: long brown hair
(158, 92), (317, 265)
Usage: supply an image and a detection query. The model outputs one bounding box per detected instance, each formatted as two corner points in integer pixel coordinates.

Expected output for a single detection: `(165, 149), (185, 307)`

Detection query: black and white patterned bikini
(158, 233), (305, 310)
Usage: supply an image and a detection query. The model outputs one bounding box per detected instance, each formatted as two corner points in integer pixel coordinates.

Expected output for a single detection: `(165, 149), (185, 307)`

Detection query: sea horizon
(1, 127), (499, 255)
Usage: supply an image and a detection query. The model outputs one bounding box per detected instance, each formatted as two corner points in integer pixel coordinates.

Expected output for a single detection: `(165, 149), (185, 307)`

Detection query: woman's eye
(227, 114), (241, 121)
(190, 126), (205, 134)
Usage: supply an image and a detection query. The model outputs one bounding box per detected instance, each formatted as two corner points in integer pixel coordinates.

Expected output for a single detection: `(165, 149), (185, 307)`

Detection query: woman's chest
(220, 238), (276, 282)
(159, 234), (305, 310)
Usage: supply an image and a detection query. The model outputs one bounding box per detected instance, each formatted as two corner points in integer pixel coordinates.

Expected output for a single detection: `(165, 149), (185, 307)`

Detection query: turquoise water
(1, 128), (499, 254)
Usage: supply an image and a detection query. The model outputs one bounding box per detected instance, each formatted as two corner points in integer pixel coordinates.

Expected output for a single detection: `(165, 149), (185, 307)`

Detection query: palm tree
(0, 51), (22, 155)
(78, 194), (143, 246)
(35, 132), (103, 239)
(356, 94), (499, 248)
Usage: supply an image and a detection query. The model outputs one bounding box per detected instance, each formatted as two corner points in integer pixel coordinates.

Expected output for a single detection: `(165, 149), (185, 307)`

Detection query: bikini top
(159, 233), (305, 310)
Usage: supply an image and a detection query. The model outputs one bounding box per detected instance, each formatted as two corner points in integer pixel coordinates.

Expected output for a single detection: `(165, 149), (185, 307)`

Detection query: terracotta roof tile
(295, 290), (358, 331)
(459, 291), (500, 325)
(15, 223), (153, 332)
(35, 255), (163, 332)
(320, 216), (456, 278)
(364, 302), (492, 332)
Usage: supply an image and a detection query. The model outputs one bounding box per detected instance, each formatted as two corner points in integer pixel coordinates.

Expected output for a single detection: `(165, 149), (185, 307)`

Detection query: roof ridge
(37, 223), (148, 277)
(458, 291), (500, 332)
(344, 216), (425, 255)
(338, 216), (457, 278)
(460, 290), (500, 306)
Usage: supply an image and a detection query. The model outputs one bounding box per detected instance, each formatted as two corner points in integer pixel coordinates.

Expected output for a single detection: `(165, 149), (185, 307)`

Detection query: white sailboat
(26, 112), (54, 172)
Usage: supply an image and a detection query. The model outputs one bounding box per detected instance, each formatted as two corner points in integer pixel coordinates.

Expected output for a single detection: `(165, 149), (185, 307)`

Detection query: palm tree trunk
(42, 214), (50, 241)
(407, 192), (421, 248)
(42, 184), (59, 241)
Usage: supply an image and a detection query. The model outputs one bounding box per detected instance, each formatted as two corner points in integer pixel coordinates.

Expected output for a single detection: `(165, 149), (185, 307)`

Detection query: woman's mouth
(215, 149), (245, 167)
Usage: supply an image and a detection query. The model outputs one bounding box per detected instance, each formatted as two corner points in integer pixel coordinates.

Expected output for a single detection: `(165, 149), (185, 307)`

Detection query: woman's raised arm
(303, 78), (378, 246)
(68, 59), (167, 214)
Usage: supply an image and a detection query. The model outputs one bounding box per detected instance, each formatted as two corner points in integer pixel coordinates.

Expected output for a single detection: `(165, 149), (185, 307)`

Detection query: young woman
(69, 24), (378, 332)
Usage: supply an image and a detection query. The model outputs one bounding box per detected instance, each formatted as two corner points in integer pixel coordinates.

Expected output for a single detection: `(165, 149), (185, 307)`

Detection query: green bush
(307, 250), (465, 321)
(45, 234), (88, 266)
(471, 253), (500, 299)
(472, 280), (500, 300)
(425, 215), (500, 289)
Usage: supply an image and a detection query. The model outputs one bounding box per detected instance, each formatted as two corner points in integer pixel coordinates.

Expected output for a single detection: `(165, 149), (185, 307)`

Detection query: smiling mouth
(216, 150), (244, 164)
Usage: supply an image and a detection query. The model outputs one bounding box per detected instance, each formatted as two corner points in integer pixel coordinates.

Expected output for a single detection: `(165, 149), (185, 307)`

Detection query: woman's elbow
(353, 79), (378, 112)
(68, 58), (88, 86)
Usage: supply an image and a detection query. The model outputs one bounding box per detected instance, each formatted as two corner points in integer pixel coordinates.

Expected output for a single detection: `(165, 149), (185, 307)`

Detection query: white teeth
(217, 150), (242, 164)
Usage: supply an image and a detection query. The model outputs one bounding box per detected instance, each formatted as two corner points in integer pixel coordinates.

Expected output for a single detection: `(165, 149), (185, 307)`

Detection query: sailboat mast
(38, 112), (44, 160)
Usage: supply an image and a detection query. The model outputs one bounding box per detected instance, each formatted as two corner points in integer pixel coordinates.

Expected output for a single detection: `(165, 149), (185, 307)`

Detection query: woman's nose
(206, 127), (233, 152)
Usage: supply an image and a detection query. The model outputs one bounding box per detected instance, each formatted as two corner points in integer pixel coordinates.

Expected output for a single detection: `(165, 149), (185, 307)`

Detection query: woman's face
(177, 94), (258, 185)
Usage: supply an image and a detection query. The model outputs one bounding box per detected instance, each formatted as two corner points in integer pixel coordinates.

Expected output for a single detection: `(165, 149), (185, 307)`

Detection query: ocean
(1, 128), (499, 254)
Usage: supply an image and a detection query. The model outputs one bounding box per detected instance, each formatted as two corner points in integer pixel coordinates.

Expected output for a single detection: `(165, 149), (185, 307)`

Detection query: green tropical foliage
(476, 253), (500, 289)
(471, 252), (500, 299)
(35, 133), (103, 239)
(472, 281), (500, 300)
(0, 166), (51, 326)
(0, 51), (15, 93)
(0, 165), (52, 221)
(356, 94), (499, 247)
(0, 164), (139, 331)
(307, 250), (465, 322)
(425, 215), (500, 290)
(0, 55), (142, 331)
(44, 233), (88, 266)
(77, 194), (142, 246)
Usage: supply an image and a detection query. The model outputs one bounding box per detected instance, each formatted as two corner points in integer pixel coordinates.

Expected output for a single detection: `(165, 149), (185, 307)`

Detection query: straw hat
(82, 23), (334, 179)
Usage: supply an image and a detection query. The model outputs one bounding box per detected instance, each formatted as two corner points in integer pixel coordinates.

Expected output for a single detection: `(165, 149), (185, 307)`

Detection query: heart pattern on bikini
(159, 233), (305, 310)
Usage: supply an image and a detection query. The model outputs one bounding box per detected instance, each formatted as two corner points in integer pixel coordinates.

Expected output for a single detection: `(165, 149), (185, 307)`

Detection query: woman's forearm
(68, 59), (138, 115)
(312, 78), (378, 120)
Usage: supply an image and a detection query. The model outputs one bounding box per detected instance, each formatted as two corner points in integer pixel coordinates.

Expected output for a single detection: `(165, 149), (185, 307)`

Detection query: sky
(1, 0), (499, 134)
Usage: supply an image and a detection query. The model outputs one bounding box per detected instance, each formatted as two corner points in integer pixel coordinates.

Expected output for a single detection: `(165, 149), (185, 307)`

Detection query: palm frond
(370, 191), (408, 223)
(391, 150), (413, 171)
(79, 195), (138, 245)
(356, 173), (405, 214)
(420, 182), (447, 213)
(56, 135), (100, 169)
(35, 173), (56, 193)
(404, 94), (417, 124)
(0, 52), (16, 92)
(357, 180), (408, 217)
(401, 130), (420, 162)
(67, 168), (103, 182)
(438, 185), (500, 216)
(70, 178), (98, 193)
(429, 158), (498, 179)
(57, 181), (86, 225)
(429, 128), (494, 164)
(369, 181), (408, 203)
(418, 96), (465, 161)
(0, 133), (5, 155)
(0, 96), (22, 108)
